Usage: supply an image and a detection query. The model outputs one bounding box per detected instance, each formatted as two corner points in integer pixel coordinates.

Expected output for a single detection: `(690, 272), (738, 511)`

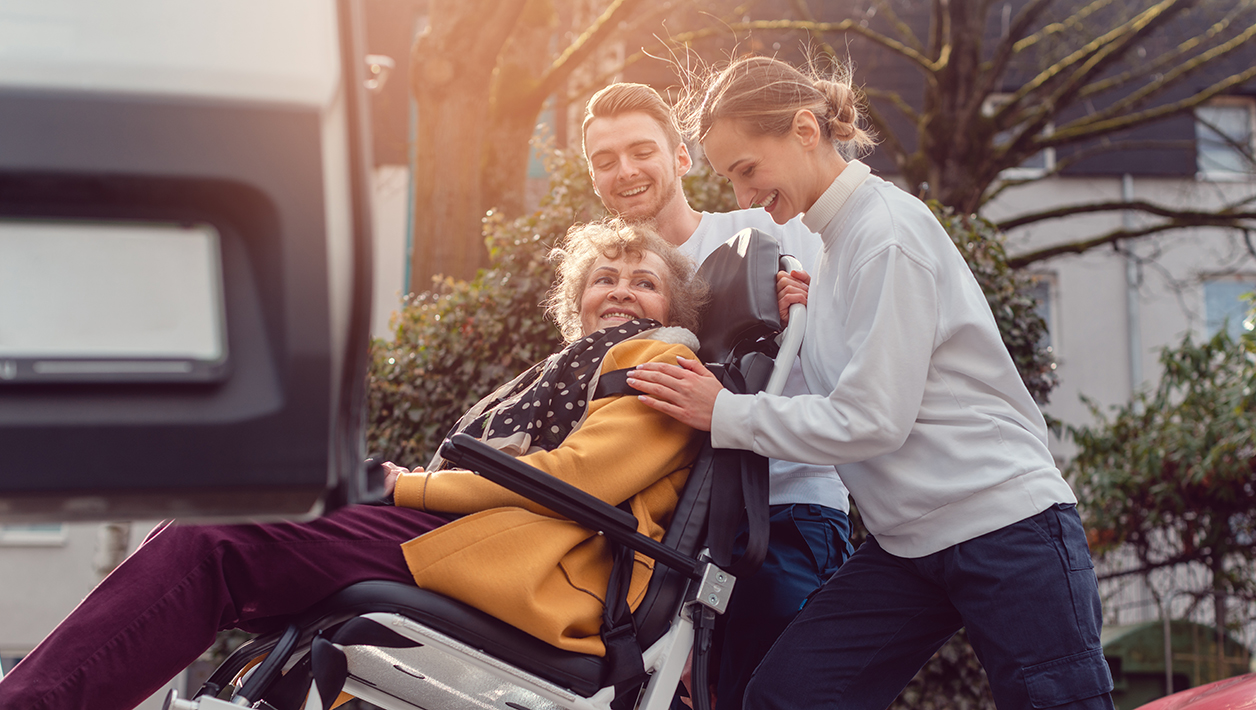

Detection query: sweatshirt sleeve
(394, 339), (700, 514)
(711, 242), (939, 466)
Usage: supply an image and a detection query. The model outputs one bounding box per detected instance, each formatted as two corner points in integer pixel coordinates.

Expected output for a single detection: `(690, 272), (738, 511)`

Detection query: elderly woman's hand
(626, 356), (724, 431)
(381, 461), (424, 498)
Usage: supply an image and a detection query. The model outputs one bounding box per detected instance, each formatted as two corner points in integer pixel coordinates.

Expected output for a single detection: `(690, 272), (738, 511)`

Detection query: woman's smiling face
(579, 249), (671, 336)
(701, 116), (820, 225)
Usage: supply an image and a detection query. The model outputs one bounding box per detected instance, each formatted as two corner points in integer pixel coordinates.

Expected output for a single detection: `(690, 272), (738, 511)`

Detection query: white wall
(370, 165), (411, 340)
(986, 174), (1256, 459)
(0, 521), (182, 708)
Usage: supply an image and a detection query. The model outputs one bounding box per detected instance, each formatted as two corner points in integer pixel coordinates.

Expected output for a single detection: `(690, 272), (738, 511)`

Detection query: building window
(984, 94), (1056, 179)
(1203, 276), (1256, 340)
(1196, 98), (1255, 180)
(1, 653), (25, 676)
(1026, 273), (1057, 351)
(0, 523), (66, 546)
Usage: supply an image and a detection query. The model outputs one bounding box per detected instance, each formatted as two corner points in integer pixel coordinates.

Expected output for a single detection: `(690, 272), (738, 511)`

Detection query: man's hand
(776, 268), (810, 325)
(625, 356), (723, 431)
(381, 461), (423, 498)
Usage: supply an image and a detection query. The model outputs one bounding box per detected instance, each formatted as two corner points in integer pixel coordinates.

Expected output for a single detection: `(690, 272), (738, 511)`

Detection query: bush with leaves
(1068, 328), (1256, 634)
(929, 203), (1058, 406)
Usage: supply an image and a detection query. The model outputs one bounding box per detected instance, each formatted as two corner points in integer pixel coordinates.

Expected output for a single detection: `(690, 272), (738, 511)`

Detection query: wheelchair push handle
(765, 254), (806, 397)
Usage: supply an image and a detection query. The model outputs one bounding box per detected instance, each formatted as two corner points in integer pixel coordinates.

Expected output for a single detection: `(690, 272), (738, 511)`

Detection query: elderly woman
(0, 219), (709, 710)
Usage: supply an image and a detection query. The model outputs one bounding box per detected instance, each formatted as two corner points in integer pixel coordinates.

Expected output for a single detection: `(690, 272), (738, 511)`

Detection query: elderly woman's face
(579, 249), (671, 336)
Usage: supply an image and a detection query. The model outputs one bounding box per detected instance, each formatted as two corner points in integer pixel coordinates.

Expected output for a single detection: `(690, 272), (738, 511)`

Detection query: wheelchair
(164, 229), (804, 710)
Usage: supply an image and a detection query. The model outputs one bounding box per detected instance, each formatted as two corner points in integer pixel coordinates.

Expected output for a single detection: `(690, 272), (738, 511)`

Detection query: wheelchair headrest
(695, 228), (783, 363)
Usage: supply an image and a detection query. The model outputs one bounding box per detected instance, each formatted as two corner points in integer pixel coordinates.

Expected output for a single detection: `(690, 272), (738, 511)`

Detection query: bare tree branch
(532, 0), (652, 103)
(1046, 140), (1198, 173)
(1078, 3), (1254, 99)
(1068, 17), (1256, 130)
(790, 0), (840, 60)
(860, 92), (911, 170)
(1048, 62), (1256, 144)
(1007, 212), (1256, 268)
(928, 0), (946, 62)
(1035, 0), (1195, 134)
(661, 19), (944, 74)
(1001, 0), (1188, 120)
(863, 86), (921, 124)
(1000, 198), (1256, 232)
(977, 0), (1056, 103)
(1012, 0), (1119, 53)
(979, 139), (1195, 205)
(871, 0), (925, 52)
(1096, 552), (1218, 581)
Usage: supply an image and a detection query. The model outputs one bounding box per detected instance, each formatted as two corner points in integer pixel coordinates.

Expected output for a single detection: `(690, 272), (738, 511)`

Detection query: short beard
(615, 176), (679, 227)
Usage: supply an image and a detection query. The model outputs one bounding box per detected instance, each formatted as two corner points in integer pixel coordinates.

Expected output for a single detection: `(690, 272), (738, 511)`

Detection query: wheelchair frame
(164, 231), (804, 710)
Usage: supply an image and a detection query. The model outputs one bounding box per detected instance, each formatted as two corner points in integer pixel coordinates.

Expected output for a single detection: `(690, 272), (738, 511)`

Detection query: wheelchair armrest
(440, 433), (703, 580)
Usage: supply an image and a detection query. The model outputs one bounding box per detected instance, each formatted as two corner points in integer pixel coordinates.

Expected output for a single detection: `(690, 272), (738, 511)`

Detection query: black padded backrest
(694, 228), (782, 363)
(632, 228), (786, 646)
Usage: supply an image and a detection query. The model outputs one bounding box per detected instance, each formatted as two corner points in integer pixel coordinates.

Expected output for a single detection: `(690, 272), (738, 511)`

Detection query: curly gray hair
(547, 218), (708, 342)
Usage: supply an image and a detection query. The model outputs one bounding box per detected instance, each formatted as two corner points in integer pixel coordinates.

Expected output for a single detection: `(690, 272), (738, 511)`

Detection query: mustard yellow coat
(392, 338), (701, 656)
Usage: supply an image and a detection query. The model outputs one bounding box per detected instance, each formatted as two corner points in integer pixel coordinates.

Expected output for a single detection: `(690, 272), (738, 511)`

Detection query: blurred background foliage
(1068, 327), (1256, 638)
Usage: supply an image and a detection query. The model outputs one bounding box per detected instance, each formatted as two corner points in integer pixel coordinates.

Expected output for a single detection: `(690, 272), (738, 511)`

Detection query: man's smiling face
(584, 111), (688, 223)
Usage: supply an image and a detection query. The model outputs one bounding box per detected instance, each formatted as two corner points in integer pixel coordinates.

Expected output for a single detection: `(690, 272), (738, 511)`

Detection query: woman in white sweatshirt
(627, 56), (1115, 710)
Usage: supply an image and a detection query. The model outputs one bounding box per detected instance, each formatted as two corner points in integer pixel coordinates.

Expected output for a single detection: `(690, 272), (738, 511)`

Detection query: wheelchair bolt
(716, 573), (727, 583)
(708, 593), (719, 604)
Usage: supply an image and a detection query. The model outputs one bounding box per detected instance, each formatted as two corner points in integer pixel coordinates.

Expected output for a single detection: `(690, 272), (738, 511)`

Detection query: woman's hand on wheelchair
(776, 268), (809, 325)
(626, 356), (722, 431)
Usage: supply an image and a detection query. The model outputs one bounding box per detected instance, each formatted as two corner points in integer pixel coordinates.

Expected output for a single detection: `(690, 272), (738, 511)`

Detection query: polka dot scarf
(428, 319), (663, 470)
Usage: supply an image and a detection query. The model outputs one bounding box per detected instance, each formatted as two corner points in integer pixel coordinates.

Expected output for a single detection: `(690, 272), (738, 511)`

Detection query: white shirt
(710, 163), (1075, 557)
(680, 209), (850, 513)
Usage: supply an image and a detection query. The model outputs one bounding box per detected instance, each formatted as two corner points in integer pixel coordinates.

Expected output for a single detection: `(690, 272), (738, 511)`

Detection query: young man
(581, 83), (853, 710)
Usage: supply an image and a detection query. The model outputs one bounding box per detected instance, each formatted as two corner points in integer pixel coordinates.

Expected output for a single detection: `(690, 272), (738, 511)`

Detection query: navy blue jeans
(742, 503), (1114, 710)
(712, 504), (852, 710)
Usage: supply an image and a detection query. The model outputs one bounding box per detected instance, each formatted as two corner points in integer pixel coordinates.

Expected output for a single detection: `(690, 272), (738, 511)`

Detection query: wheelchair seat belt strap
(704, 364), (771, 579)
(592, 368), (641, 400)
(600, 515), (649, 690)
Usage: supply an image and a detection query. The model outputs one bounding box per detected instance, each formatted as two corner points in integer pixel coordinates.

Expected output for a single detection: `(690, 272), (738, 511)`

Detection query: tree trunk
(482, 0), (556, 218)
(1211, 553), (1228, 678)
(408, 0), (529, 291)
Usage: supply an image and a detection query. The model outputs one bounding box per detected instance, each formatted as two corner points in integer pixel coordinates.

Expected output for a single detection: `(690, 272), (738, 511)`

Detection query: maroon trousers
(0, 504), (446, 710)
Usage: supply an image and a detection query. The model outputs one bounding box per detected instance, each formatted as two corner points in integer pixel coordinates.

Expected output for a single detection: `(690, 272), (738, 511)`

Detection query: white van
(0, 0), (378, 521)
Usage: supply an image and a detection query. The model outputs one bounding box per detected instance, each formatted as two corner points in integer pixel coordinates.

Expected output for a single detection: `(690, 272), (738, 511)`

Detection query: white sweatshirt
(681, 209), (850, 514)
(710, 162), (1075, 557)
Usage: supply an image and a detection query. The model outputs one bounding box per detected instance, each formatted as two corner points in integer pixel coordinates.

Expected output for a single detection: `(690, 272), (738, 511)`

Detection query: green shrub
(1068, 328), (1256, 603)
(929, 203), (1058, 406)
(366, 146), (601, 465)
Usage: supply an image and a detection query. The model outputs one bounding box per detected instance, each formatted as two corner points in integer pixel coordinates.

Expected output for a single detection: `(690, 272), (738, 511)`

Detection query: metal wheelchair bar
(440, 433), (705, 580)
(765, 254), (806, 397)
